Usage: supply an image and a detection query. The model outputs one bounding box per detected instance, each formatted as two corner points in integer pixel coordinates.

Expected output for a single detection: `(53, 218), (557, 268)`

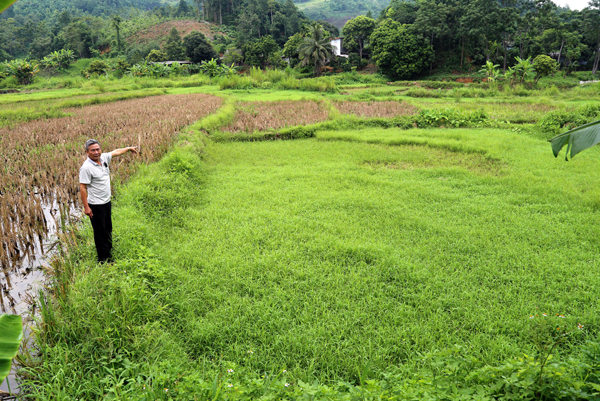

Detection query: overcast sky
(553, 0), (591, 10)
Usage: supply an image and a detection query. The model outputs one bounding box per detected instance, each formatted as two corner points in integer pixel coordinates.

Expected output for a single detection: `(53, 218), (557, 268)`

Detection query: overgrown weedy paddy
(8, 84), (600, 399)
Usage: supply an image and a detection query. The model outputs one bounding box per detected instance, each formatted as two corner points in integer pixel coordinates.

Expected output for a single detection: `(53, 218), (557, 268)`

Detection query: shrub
(146, 49), (167, 63)
(405, 87), (442, 98)
(276, 76), (337, 92)
(533, 55), (558, 84)
(416, 107), (487, 128)
(183, 31), (218, 63)
(218, 74), (256, 90)
(419, 80), (465, 89)
(543, 85), (561, 97)
(0, 63), (8, 81)
(6, 59), (39, 85)
(448, 87), (489, 98)
(40, 49), (75, 72)
(199, 58), (235, 77)
(112, 59), (131, 77)
(83, 60), (109, 78)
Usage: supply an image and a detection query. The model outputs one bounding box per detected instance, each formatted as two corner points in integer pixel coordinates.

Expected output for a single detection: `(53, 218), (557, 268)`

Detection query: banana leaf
(0, 315), (22, 386)
(549, 119), (600, 160)
(0, 0), (17, 14)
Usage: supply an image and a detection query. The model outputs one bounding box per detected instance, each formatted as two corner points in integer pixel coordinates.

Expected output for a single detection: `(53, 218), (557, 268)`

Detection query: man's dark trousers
(89, 202), (113, 262)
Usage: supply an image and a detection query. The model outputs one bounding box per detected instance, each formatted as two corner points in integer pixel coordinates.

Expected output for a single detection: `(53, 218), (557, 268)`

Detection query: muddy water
(0, 199), (79, 397)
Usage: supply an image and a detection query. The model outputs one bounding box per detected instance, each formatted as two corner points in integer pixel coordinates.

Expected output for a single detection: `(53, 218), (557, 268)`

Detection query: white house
(331, 38), (348, 58)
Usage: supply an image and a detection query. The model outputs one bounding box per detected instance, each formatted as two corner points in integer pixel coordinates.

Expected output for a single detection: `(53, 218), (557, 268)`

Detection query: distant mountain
(294, 0), (390, 28)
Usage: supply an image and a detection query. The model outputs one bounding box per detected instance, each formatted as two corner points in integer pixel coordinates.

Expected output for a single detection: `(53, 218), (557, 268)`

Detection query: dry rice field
(223, 101), (330, 133)
(0, 93), (222, 270)
(336, 101), (418, 118)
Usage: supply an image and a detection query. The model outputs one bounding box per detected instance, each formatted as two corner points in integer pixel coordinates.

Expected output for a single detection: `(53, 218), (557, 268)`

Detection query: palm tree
(298, 24), (333, 77)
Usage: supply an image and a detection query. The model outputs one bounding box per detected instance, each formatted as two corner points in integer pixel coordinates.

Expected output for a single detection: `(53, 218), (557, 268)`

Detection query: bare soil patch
(126, 20), (219, 45)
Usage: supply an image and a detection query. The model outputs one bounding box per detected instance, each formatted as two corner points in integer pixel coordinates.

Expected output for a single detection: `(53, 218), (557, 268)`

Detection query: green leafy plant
(145, 49), (167, 63)
(0, 0), (17, 14)
(479, 60), (500, 82)
(549, 119), (600, 160)
(82, 60), (109, 78)
(416, 107), (487, 128)
(533, 55), (558, 84)
(199, 58), (235, 78)
(0, 63), (8, 81)
(128, 61), (151, 77)
(40, 49), (75, 72)
(169, 61), (188, 76)
(514, 56), (535, 84)
(0, 314), (23, 386)
(528, 312), (585, 394)
(112, 59), (131, 76)
(6, 59), (39, 85)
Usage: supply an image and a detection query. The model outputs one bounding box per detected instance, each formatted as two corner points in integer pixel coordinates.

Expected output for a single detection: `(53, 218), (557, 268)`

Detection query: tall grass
(217, 69), (337, 93)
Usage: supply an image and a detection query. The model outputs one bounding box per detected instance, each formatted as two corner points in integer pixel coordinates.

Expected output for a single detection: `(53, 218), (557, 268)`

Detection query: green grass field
(7, 73), (600, 399)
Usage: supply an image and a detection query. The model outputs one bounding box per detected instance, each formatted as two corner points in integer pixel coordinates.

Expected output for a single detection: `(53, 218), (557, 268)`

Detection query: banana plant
(0, 0), (18, 14)
(0, 314), (23, 386)
(549, 120), (600, 160)
(479, 61), (500, 82)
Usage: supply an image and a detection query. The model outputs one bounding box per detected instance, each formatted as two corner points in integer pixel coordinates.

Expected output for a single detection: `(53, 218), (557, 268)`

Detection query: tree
(342, 15), (376, 60)
(183, 31), (217, 63)
(412, 0), (450, 73)
(146, 49), (167, 62)
(242, 35), (279, 67)
(384, 0), (419, 24)
(283, 32), (304, 65)
(83, 60), (109, 78)
(163, 27), (186, 60)
(175, 0), (191, 17)
(112, 15), (122, 53)
(63, 21), (93, 58)
(370, 18), (434, 79)
(533, 54), (557, 83)
(582, 0), (600, 74)
(513, 56), (535, 83)
(315, 20), (340, 37)
(562, 31), (586, 76)
(298, 24), (333, 77)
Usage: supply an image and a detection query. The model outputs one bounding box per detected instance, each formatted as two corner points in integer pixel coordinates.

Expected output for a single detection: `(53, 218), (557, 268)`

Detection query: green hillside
(294, 0), (390, 28)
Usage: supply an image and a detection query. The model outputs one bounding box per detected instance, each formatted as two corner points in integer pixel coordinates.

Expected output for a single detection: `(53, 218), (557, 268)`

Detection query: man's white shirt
(79, 152), (112, 205)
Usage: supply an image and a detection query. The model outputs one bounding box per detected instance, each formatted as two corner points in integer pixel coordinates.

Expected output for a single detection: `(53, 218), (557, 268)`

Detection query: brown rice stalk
(223, 101), (329, 133)
(0, 93), (222, 271)
(336, 101), (418, 118)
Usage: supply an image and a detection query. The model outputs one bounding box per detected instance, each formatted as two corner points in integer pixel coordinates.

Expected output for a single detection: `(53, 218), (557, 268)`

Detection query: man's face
(86, 143), (101, 163)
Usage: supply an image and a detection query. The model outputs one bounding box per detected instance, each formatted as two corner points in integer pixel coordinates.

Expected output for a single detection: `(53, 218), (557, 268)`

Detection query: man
(79, 139), (138, 263)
